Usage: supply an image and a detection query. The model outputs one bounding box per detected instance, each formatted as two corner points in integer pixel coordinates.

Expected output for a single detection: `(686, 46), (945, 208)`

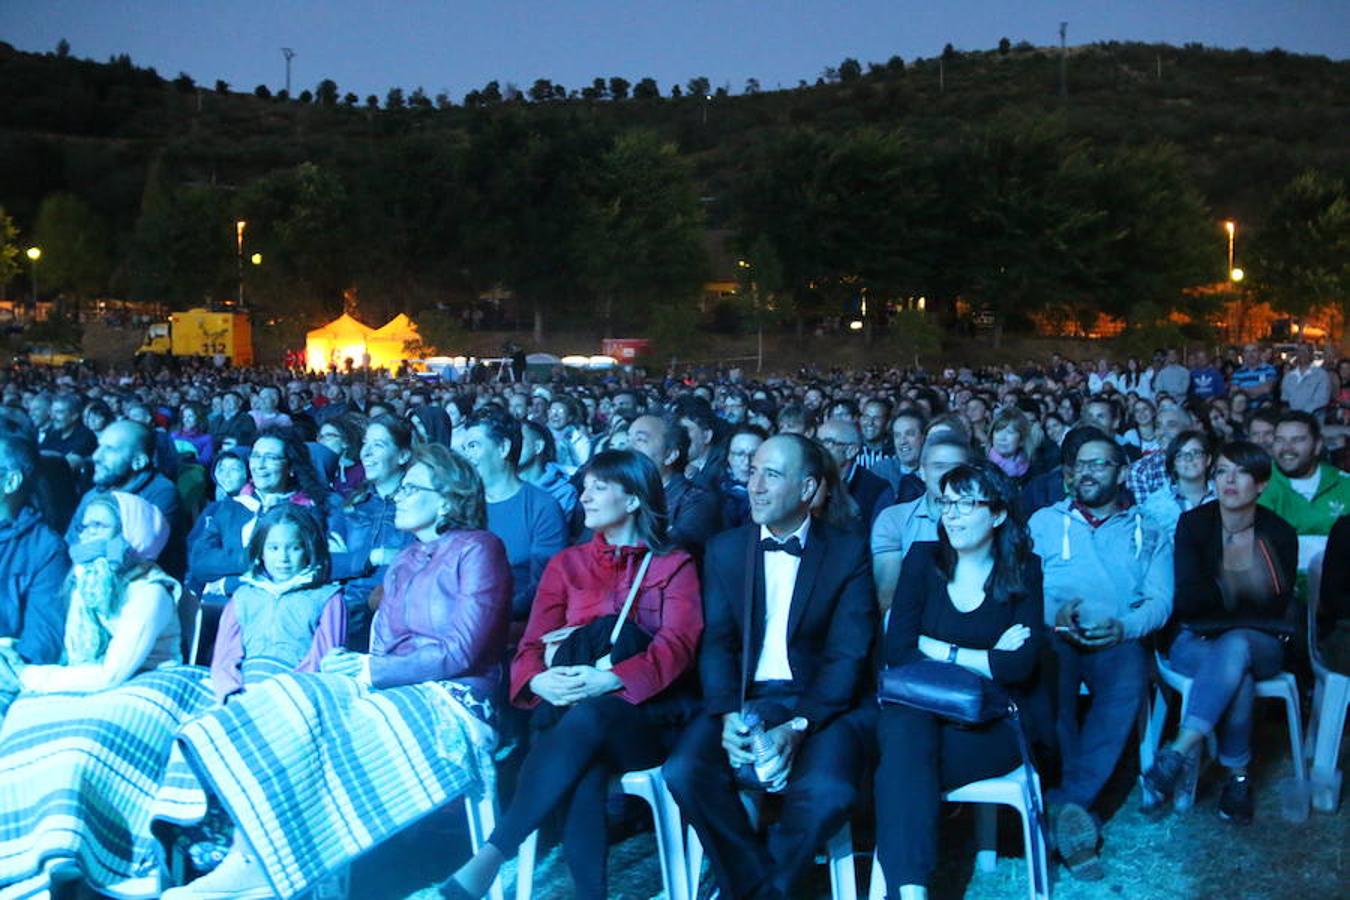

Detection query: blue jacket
(0, 506), (71, 663)
(1029, 498), (1173, 641)
(330, 491), (413, 633)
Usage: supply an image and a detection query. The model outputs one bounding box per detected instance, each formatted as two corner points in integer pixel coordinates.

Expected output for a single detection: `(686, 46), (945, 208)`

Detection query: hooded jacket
(1258, 462), (1350, 537)
(0, 506), (71, 663)
(1029, 498), (1174, 641)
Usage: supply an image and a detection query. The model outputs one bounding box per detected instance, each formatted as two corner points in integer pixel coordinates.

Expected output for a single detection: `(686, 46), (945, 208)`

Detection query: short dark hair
(661, 415), (692, 471)
(1060, 425), (1120, 470)
(247, 504), (331, 582)
(892, 405), (927, 431)
(675, 397), (717, 436)
(466, 405), (522, 468)
(1276, 410), (1321, 443)
(520, 418), (558, 465)
(1165, 429), (1212, 480)
(1216, 440), (1272, 483)
(1247, 407), (1281, 431)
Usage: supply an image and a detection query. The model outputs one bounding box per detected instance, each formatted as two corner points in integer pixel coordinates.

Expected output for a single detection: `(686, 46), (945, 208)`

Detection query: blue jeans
(1168, 629), (1284, 768)
(1050, 637), (1148, 809)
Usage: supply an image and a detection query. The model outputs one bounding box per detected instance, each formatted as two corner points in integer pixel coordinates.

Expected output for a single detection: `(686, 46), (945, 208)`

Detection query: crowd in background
(0, 338), (1347, 900)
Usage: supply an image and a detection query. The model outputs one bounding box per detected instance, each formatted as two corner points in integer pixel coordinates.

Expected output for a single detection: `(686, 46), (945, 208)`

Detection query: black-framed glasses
(249, 452), (287, 464)
(1174, 449), (1208, 462)
(936, 497), (991, 517)
(393, 482), (438, 500)
(1073, 459), (1120, 474)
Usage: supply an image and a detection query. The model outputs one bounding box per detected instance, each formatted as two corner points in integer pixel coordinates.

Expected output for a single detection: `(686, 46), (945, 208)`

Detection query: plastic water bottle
(743, 712), (783, 792)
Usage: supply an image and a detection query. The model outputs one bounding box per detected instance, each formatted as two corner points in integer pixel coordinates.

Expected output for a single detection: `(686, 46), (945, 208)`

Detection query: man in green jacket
(1259, 411), (1350, 570)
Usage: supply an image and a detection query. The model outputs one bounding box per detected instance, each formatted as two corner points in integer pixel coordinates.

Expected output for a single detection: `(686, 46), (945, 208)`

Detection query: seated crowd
(0, 342), (1347, 900)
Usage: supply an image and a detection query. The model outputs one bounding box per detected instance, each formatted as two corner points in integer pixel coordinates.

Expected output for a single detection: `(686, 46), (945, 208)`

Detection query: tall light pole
(236, 220), (246, 307)
(282, 48), (295, 95)
(1223, 220), (1235, 275)
(25, 246), (40, 308)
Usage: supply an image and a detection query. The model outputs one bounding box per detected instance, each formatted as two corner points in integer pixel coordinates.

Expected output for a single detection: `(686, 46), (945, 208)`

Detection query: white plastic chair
(1303, 552), (1347, 812)
(1151, 649), (1306, 810)
(463, 790), (507, 900)
(514, 766), (692, 900)
(868, 766), (1051, 900)
(683, 807), (858, 900)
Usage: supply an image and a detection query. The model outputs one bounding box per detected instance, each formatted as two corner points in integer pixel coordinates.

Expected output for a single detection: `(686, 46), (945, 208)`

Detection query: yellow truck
(137, 308), (253, 366)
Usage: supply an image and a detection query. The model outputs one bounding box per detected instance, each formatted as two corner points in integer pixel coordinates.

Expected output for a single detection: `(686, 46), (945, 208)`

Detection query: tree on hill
(528, 79), (555, 102)
(254, 84), (271, 99)
(215, 79), (229, 94)
(173, 73), (195, 92)
(686, 76), (711, 97)
(56, 39), (70, 59)
(0, 208), (20, 289)
(480, 81), (502, 104)
(409, 87), (432, 109)
(1250, 169), (1350, 320)
(32, 192), (114, 299)
(573, 131), (707, 337)
(838, 58), (862, 82)
(633, 77), (659, 99)
(385, 87), (405, 110)
(298, 89), (313, 103)
(344, 92), (359, 106)
(609, 77), (630, 100)
(998, 37), (1011, 56)
(316, 79), (339, 106)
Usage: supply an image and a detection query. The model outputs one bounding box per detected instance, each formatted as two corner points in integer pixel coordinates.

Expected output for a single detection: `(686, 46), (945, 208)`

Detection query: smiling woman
(875, 461), (1045, 895)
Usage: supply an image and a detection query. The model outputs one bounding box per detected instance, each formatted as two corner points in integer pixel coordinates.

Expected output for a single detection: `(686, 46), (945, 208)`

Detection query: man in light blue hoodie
(1029, 427), (1173, 880)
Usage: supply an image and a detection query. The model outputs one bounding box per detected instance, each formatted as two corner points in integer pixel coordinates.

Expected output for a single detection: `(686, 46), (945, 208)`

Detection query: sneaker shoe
(161, 845), (273, 899)
(1143, 748), (1190, 803)
(1053, 802), (1104, 881)
(1218, 773), (1254, 825)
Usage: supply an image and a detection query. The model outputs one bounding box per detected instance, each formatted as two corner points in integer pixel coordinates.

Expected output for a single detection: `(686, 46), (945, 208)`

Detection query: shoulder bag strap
(607, 551), (654, 646)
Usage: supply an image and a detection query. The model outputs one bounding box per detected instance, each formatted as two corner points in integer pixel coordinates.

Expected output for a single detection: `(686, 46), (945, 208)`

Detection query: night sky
(2, 1), (1347, 101)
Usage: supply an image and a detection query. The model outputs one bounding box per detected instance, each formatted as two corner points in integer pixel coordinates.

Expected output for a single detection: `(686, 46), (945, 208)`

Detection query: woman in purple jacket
(165, 444), (512, 900)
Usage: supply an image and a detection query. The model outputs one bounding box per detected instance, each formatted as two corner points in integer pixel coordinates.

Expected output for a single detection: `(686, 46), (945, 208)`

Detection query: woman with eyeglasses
(1141, 430), (1217, 538)
(1143, 441), (1297, 825)
(874, 461), (1045, 899)
(329, 415), (416, 649)
(316, 412), (367, 498)
(186, 428), (331, 648)
(166, 444), (511, 899)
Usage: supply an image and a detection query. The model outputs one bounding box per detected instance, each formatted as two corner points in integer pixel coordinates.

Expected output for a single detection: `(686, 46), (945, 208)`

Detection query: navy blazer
(698, 518), (877, 731)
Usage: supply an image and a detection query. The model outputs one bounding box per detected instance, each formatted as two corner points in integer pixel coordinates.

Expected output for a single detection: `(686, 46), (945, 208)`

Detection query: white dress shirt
(754, 516), (811, 682)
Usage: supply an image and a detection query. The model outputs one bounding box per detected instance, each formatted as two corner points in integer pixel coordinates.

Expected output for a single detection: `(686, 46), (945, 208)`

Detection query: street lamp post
(235, 220), (246, 307)
(25, 246), (40, 309)
(1223, 220), (1238, 280)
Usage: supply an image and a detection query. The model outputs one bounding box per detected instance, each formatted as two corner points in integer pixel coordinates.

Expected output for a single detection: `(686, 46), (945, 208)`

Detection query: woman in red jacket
(443, 449), (703, 900)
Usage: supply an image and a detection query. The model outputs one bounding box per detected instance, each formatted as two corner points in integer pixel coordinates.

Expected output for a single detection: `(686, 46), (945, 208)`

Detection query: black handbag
(877, 654), (1050, 899)
(532, 554), (653, 730)
(877, 659), (1013, 725)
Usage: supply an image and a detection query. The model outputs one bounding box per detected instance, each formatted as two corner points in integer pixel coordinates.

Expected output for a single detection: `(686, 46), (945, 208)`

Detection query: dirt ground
(364, 712), (1346, 900)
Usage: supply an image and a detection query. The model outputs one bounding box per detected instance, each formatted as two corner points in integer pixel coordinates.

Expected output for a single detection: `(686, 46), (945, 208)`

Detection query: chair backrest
(179, 589), (204, 664)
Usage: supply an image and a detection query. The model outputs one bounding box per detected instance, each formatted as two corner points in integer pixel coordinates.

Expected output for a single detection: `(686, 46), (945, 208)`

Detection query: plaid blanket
(176, 672), (495, 899)
(0, 666), (216, 900)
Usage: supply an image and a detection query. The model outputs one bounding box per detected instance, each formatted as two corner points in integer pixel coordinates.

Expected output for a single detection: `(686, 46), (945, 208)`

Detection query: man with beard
(1029, 426), (1172, 880)
(1258, 411), (1350, 568)
(66, 420), (184, 578)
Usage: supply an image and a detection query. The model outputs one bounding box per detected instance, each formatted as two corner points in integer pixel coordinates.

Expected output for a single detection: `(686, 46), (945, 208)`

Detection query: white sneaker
(161, 845), (274, 899)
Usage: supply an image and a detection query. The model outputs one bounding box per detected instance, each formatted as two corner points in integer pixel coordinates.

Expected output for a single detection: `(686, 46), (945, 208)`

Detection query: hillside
(0, 38), (1346, 344)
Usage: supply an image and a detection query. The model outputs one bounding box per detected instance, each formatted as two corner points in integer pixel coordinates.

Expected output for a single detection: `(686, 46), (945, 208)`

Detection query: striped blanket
(176, 672), (495, 899)
(0, 666), (216, 900)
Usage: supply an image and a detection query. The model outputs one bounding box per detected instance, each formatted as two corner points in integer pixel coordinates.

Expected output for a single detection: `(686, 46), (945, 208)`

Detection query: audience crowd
(0, 339), (1347, 900)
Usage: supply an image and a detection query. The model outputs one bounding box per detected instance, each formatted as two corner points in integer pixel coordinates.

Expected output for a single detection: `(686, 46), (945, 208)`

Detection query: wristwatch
(787, 716), (810, 734)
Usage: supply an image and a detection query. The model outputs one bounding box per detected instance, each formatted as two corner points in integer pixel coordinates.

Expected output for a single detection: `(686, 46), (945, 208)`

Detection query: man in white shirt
(665, 434), (877, 900)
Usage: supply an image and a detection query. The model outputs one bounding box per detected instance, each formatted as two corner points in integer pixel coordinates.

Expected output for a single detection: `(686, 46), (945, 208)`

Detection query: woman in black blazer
(875, 462), (1045, 899)
(1143, 441), (1297, 825)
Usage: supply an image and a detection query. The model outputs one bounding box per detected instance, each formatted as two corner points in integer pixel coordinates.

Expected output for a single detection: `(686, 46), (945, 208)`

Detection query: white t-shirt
(1289, 470), (1321, 502)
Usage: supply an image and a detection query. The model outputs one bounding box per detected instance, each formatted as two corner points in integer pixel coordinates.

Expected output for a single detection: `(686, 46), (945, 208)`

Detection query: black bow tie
(759, 536), (804, 557)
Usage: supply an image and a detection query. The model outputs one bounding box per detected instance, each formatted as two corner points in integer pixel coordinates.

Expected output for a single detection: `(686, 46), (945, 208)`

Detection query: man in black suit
(629, 414), (722, 553)
(817, 418), (895, 527)
(664, 434), (877, 899)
